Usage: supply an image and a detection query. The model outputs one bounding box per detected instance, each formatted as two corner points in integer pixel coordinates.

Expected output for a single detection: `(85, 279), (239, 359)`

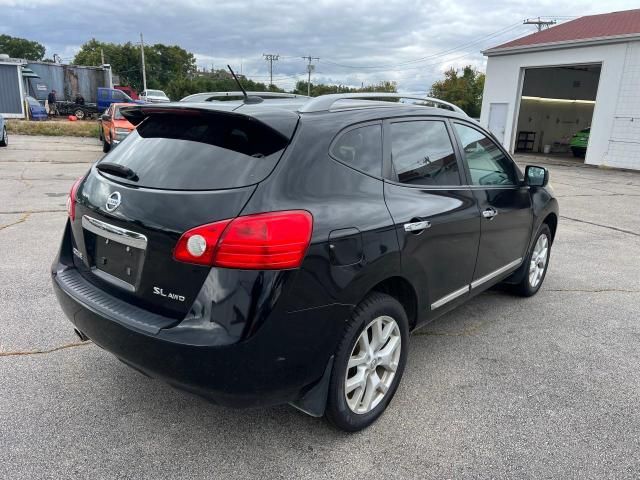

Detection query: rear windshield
(97, 113), (290, 190)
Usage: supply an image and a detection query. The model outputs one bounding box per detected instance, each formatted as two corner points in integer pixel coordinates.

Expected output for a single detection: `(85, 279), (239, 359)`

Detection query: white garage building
(480, 9), (640, 170)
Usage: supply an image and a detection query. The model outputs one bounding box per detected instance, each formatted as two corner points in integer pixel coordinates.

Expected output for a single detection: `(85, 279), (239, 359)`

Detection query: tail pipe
(73, 328), (89, 342)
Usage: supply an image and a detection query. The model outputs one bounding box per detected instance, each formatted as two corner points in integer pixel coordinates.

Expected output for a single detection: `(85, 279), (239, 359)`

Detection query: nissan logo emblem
(105, 192), (122, 212)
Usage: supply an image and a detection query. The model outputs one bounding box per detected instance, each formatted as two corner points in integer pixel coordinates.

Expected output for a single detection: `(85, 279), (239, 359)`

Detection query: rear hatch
(68, 105), (298, 318)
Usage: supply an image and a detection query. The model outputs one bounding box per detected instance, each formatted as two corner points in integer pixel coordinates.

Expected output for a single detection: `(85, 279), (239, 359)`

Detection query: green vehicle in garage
(570, 128), (590, 158)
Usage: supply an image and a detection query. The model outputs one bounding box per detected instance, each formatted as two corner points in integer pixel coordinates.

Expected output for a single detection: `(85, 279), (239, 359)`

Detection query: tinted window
(454, 124), (518, 186)
(98, 113), (289, 190)
(390, 121), (460, 186)
(112, 90), (125, 101)
(113, 106), (124, 120)
(331, 124), (382, 176)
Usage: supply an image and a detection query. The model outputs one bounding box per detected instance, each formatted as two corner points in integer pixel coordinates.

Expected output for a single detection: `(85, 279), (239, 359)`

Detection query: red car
(114, 85), (139, 100)
(98, 103), (137, 153)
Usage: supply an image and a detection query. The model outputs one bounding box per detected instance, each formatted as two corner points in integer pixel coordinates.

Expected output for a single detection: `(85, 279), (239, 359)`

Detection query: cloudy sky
(1, 0), (638, 92)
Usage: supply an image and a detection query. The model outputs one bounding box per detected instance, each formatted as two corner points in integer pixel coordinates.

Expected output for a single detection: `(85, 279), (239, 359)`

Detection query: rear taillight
(173, 210), (313, 270)
(66, 177), (83, 221)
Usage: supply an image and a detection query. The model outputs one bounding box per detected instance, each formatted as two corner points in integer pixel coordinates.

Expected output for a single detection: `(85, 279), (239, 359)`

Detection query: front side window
(113, 106), (124, 120)
(454, 123), (518, 186)
(330, 124), (382, 176)
(390, 120), (460, 186)
(112, 90), (125, 101)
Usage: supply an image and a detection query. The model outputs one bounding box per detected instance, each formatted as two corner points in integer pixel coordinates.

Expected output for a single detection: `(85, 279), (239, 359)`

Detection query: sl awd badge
(105, 191), (121, 212)
(153, 287), (186, 302)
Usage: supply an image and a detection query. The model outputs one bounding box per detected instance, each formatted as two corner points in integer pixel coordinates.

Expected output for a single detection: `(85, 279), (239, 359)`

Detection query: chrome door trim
(404, 220), (431, 232)
(82, 216), (148, 250)
(482, 208), (498, 219)
(431, 285), (470, 310)
(470, 258), (522, 289)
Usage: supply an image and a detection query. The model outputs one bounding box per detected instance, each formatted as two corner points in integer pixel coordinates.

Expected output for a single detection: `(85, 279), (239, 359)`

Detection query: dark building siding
(0, 64), (23, 115)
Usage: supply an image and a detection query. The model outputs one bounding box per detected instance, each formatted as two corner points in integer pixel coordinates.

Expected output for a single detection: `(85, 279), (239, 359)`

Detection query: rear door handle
(404, 220), (431, 233)
(482, 208), (498, 219)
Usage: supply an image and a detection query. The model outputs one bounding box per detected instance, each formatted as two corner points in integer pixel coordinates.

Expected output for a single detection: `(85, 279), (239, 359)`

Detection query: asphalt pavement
(1, 135), (639, 479)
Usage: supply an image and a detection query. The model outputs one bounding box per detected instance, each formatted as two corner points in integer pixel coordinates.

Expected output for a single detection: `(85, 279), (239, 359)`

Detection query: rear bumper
(52, 264), (350, 408)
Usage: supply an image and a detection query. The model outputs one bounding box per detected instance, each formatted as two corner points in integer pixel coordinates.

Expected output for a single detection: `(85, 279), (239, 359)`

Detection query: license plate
(93, 235), (144, 289)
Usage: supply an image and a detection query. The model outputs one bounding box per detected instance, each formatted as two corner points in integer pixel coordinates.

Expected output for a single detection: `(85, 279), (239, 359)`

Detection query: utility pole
(100, 48), (105, 65)
(524, 17), (556, 32)
(140, 33), (147, 91)
(302, 55), (319, 97)
(263, 53), (279, 86)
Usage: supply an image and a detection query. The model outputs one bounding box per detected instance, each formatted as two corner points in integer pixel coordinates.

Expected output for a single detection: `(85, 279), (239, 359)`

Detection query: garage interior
(515, 64), (601, 160)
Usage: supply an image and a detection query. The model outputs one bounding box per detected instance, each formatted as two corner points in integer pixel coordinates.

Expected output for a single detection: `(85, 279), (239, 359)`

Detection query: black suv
(52, 93), (558, 431)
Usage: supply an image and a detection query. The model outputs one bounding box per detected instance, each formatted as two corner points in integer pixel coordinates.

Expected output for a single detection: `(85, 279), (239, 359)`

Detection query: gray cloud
(1, 0), (637, 92)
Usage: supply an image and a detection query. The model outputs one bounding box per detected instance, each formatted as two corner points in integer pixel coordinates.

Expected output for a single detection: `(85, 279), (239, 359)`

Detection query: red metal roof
(488, 9), (640, 52)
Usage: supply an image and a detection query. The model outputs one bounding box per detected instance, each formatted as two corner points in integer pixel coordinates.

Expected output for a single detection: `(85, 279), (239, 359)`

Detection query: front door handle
(404, 220), (431, 233)
(482, 207), (498, 219)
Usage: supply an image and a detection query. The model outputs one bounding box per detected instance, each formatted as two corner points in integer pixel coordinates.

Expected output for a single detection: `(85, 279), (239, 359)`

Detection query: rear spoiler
(119, 103), (299, 139)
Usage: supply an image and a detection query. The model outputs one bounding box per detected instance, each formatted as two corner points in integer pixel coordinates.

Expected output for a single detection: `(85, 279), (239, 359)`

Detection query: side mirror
(101, 114), (111, 121)
(525, 165), (549, 187)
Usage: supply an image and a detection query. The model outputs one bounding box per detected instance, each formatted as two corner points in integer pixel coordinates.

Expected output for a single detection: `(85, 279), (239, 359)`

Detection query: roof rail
(298, 93), (467, 115)
(181, 91), (310, 102)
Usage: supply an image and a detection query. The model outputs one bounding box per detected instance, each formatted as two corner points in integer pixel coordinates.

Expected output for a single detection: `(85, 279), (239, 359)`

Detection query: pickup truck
(97, 88), (144, 112)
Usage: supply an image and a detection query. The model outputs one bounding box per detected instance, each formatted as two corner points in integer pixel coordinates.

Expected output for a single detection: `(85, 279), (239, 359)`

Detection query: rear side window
(330, 124), (382, 176)
(390, 120), (460, 186)
(97, 113), (290, 190)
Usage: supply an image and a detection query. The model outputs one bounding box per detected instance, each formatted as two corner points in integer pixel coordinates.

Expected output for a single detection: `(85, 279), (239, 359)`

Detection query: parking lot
(1, 134), (639, 479)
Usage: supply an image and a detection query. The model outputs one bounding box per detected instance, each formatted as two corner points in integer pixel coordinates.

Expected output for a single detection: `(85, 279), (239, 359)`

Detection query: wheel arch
(543, 212), (558, 244)
(367, 275), (419, 331)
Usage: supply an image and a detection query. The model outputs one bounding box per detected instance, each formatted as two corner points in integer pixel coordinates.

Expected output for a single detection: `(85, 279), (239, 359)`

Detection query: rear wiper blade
(96, 162), (139, 181)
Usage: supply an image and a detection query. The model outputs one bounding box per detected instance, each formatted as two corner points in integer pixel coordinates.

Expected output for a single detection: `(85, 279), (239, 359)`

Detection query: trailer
(54, 101), (99, 120)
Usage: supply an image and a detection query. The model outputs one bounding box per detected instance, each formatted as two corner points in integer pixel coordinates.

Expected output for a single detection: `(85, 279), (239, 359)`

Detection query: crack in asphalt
(0, 212), (31, 231)
(560, 215), (640, 237)
(412, 319), (489, 337)
(0, 208), (65, 215)
(0, 340), (91, 357)
(547, 288), (639, 293)
(0, 160), (94, 164)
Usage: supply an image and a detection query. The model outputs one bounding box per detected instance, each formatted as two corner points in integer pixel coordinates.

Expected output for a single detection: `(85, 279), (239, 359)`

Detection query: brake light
(66, 176), (83, 221)
(173, 219), (232, 265)
(173, 210), (313, 270)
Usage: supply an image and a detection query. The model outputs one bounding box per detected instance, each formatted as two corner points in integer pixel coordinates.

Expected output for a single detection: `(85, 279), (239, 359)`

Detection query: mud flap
(289, 356), (334, 417)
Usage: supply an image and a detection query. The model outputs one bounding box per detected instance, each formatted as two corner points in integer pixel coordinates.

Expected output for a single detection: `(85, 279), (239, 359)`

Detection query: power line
(321, 22), (525, 71)
(262, 53), (279, 86)
(302, 55), (319, 96)
(139, 33), (147, 91)
(524, 17), (557, 32)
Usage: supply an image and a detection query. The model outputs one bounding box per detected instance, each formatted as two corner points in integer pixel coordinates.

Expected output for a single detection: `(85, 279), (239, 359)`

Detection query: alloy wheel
(345, 315), (401, 414)
(529, 233), (549, 288)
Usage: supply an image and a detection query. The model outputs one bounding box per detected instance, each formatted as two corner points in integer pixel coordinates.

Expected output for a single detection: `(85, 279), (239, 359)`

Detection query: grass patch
(6, 119), (100, 138)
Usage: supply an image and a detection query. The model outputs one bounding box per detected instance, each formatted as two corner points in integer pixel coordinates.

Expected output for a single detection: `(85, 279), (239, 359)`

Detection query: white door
(488, 103), (508, 145)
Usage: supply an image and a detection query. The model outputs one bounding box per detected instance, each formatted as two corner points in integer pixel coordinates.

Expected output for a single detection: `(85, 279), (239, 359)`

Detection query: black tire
(74, 109), (86, 120)
(0, 127), (7, 147)
(102, 136), (111, 153)
(512, 224), (552, 297)
(325, 292), (409, 432)
(571, 147), (586, 158)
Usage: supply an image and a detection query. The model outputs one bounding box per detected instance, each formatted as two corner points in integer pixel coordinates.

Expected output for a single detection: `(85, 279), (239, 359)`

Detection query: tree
(0, 34), (45, 60)
(164, 75), (283, 101)
(429, 66), (485, 117)
(73, 39), (196, 92)
(293, 80), (397, 97)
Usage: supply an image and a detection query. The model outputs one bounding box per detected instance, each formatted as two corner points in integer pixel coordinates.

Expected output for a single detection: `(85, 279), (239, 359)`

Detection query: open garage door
(515, 64), (601, 162)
